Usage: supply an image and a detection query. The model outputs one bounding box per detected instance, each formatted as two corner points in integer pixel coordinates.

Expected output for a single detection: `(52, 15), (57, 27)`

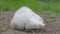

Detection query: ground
(0, 11), (60, 34)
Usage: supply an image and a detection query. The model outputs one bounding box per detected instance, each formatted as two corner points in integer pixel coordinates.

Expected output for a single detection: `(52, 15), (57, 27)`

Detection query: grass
(0, 0), (60, 12)
(0, 0), (40, 10)
(0, 0), (60, 15)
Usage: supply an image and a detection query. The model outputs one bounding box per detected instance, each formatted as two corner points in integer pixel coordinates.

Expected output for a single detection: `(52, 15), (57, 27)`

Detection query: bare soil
(0, 11), (60, 34)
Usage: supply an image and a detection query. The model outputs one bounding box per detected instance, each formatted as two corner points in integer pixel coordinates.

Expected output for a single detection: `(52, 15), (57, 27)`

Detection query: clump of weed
(47, 11), (56, 19)
(0, 24), (6, 34)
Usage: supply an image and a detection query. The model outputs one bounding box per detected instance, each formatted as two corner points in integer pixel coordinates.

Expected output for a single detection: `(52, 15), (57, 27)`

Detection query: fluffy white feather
(10, 6), (45, 30)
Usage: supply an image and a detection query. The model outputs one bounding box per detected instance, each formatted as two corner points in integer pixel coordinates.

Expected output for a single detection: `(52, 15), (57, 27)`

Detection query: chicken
(10, 6), (45, 30)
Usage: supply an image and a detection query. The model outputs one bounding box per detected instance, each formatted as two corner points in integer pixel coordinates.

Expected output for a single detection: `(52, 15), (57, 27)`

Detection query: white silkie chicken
(10, 6), (45, 30)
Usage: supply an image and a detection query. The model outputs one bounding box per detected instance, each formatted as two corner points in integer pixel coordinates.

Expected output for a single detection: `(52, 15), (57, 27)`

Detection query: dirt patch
(0, 11), (60, 34)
